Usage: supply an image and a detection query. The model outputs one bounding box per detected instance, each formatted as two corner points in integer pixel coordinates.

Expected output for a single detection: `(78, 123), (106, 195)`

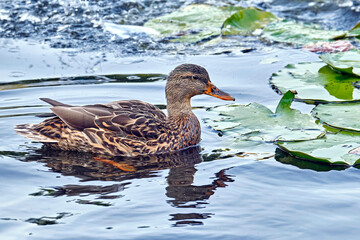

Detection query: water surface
(2, 39), (360, 240)
(1, 0), (360, 239)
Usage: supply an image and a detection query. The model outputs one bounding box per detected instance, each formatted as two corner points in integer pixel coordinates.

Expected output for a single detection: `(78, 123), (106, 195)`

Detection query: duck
(15, 64), (234, 157)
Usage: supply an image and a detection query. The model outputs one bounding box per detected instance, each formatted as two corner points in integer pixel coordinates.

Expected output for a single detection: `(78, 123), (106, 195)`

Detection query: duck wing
(43, 98), (167, 140)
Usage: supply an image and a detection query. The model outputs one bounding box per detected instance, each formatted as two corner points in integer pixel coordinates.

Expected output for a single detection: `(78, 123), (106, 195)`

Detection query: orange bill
(204, 82), (235, 101)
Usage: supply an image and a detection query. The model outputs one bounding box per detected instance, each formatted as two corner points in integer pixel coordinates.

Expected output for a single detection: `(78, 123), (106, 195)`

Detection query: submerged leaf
(270, 62), (360, 103)
(320, 50), (360, 77)
(278, 131), (360, 166)
(263, 20), (345, 46)
(205, 91), (323, 142)
(144, 4), (242, 43)
(221, 7), (277, 35)
(312, 102), (360, 132)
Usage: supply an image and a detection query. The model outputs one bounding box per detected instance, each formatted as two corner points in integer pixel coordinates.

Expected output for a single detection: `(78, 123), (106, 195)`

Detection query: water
(2, 39), (359, 239)
(1, 0), (360, 239)
(1, 0), (359, 54)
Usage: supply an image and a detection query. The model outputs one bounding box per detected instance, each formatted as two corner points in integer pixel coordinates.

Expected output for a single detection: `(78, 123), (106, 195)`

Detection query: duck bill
(204, 82), (235, 101)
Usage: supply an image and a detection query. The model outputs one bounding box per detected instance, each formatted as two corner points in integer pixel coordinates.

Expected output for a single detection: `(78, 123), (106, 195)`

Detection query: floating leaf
(144, 4), (242, 43)
(263, 20), (345, 46)
(333, 21), (360, 39)
(320, 50), (360, 77)
(278, 131), (360, 166)
(312, 102), (360, 132)
(275, 148), (348, 171)
(221, 7), (277, 35)
(348, 22), (360, 37)
(205, 91), (323, 142)
(270, 62), (360, 103)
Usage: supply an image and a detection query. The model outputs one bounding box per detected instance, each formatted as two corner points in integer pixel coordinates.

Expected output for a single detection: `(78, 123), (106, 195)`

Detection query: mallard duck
(15, 64), (234, 157)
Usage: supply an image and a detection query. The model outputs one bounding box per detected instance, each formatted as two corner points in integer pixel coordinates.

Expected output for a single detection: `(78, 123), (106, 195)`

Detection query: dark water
(1, 0), (360, 239)
(1, 0), (359, 54)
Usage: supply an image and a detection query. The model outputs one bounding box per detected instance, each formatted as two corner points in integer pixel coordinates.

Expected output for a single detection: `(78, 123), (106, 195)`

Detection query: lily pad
(348, 22), (360, 37)
(334, 21), (360, 39)
(263, 20), (345, 46)
(275, 148), (348, 171)
(320, 50), (360, 77)
(312, 102), (360, 132)
(205, 91), (323, 142)
(278, 131), (360, 166)
(270, 61), (360, 103)
(221, 7), (277, 35)
(144, 4), (242, 43)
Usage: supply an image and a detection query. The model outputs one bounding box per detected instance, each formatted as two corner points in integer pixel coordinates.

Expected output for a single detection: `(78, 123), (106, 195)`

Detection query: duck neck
(166, 96), (194, 118)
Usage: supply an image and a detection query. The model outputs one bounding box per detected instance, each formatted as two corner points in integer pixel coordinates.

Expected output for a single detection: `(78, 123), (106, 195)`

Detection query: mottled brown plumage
(15, 64), (234, 157)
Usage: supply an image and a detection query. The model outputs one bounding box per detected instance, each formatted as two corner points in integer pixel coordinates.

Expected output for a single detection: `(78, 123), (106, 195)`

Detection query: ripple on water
(9, 72), (25, 78)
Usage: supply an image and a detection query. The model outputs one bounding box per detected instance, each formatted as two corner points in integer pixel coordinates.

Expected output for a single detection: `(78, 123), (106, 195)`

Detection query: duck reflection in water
(19, 145), (234, 226)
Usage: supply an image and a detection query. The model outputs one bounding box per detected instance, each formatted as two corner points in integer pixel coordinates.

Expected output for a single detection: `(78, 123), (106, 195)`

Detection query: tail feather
(14, 124), (58, 143)
(40, 98), (72, 107)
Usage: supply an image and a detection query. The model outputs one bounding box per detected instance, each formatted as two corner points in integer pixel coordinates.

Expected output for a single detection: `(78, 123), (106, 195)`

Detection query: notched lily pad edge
(312, 114), (360, 133)
(269, 82), (360, 104)
(319, 51), (360, 77)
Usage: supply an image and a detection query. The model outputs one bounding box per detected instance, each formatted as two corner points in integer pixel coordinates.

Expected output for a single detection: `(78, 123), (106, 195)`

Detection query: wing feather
(50, 106), (97, 130)
(44, 98), (167, 141)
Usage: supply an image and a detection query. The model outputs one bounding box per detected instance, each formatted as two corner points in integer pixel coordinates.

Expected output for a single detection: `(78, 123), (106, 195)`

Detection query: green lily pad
(221, 7), (277, 35)
(144, 4), (242, 43)
(312, 102), (360, 132)
(277, 131), (360, 166)
(270, 61), (360, 103)
(263, 20), (346, 46)
(320, 50), (360, 77)
(275, 148), (348, 171)
(348, 22), (360, 37)
(334, 21), (360, 39)
(205, 91), (324, 142)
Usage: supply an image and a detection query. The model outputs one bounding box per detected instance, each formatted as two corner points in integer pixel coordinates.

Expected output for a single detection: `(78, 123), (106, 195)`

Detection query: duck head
(166, 64), (235, 102)
(165, 64), (235, 117)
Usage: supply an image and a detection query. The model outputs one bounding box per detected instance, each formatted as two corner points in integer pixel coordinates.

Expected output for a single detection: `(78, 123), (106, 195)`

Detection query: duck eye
(193, 75), (199, 80)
